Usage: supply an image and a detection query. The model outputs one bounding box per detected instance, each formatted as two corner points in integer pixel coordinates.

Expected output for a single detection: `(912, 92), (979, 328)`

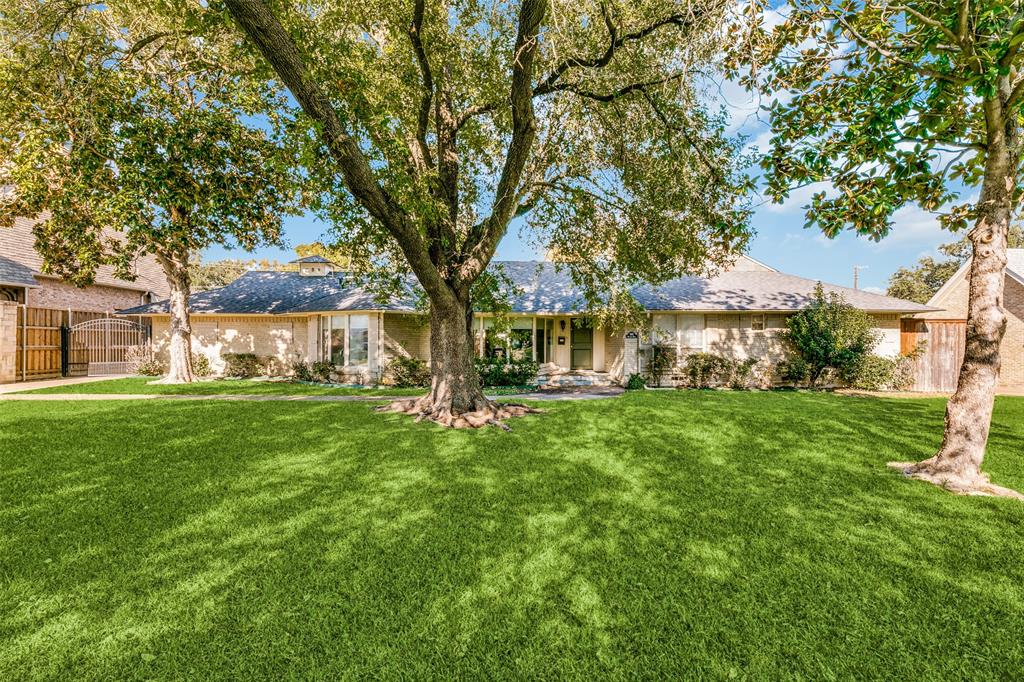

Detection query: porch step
(537, 371), (616, 388)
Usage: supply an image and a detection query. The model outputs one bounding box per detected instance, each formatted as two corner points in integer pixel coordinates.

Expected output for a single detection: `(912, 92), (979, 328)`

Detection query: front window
(484, 317), (535, 360)
(349, 315), (369, 365)
(321, 314), (370, 366)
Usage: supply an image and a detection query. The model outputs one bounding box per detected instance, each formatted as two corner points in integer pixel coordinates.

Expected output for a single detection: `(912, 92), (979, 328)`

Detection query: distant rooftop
(290, 255), (335, 264)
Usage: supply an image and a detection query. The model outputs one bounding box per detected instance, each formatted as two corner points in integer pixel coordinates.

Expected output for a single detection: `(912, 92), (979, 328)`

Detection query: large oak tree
(734, 0), (1024, 497)
(222, 0), (753, 425)
(0, 1), (301, 383)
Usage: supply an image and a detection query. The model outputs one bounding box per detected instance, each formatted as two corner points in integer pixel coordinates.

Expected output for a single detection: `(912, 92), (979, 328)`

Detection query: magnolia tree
(733, 0), (1024, 498)
(0, 1), (300, 383)
(222, 0), (754, 426)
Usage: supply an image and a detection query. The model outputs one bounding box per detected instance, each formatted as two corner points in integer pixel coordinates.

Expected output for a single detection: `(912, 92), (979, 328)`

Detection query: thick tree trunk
(378, 287), (539, 428)
(153, 248), (195, 385)
(425, 293), (489, 415)
(893, 101), (1022, 499)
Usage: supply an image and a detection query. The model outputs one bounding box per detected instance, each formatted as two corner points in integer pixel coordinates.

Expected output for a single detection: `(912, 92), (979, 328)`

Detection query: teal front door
(571, 320), (593, 370)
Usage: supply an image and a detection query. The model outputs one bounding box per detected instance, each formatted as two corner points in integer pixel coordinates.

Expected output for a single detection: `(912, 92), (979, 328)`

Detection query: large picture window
(321, 314), (371, 366)
(349, 315), (369, 365)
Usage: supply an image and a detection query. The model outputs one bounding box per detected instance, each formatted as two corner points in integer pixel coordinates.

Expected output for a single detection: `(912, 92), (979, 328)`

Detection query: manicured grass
(1, 391), (1022, 678)
(17, 376), (426, 396)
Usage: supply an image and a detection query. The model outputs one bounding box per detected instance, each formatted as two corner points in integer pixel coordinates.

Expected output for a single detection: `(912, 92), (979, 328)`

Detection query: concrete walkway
(0, 386), (625, 402)
(0, 374), (132, 395)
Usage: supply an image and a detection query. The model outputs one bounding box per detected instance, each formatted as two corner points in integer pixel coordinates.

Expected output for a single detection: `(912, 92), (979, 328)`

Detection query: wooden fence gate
(12, 306), (149, 381)
(901, 319), (966, 392)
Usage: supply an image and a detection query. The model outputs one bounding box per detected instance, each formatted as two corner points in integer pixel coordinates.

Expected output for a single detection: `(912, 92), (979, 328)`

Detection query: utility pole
(853, 265), (868, 290)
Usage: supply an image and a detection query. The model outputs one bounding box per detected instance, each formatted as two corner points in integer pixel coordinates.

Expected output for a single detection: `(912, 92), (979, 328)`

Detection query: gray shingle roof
(291, 255), (334, 264)
(0, 254), (39, 287)
(120, 260), (936, 316)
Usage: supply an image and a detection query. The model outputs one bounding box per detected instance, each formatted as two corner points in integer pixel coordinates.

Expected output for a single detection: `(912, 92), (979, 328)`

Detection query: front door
(571, 319), (593, 370)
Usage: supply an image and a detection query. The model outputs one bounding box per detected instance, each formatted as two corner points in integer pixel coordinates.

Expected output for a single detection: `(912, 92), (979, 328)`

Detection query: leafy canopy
(0, 0), (302, 283)
(226, 0), (755, 309)
(784, 284), (879, 384)
(729, 0), (1024, 239)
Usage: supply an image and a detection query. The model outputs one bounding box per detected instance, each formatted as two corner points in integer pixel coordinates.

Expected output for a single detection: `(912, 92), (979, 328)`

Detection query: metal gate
(67, 317), (149, 376)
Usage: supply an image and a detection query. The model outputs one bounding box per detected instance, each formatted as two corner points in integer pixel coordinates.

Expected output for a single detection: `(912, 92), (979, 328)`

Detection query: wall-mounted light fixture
(559, 319), (566, 331)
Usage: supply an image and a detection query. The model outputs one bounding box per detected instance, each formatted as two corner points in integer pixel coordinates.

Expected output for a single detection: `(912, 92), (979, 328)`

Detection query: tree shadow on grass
(0, 393), (1022, 678)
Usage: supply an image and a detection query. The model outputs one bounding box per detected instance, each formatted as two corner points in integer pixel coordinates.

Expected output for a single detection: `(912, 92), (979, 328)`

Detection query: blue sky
(205, 81), (958, 296)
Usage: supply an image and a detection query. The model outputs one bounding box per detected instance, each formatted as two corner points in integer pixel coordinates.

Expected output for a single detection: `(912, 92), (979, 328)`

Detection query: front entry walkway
(0, 374), (131, 395)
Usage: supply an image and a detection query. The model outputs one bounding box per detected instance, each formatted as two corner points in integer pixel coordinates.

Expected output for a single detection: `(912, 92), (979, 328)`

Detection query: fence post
(60, 325), (70, 377)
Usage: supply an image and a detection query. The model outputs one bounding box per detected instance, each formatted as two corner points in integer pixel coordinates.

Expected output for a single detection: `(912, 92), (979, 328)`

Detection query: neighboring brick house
(121, 255), (932, 386)
(913, 249), (1024, 391)
(0, 215), (169, 311)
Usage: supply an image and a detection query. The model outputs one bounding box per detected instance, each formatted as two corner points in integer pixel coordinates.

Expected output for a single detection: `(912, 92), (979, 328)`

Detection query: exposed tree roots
(376, 395), (542, 429)
(887, 461), (1024, 500)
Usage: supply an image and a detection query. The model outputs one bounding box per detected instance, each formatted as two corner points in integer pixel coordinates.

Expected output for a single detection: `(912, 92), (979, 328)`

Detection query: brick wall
(30, 279), (148, 313)
(0, 302), (17, 383)
(382, 314), (430, 363)
(1003, 277), (1024, 388)
(152, 316), (310, 376)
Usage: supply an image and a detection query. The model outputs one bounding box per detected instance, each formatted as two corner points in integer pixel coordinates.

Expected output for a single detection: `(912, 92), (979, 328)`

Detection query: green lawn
(17, 376), (426, 396)
(2, 391), (1022, 678)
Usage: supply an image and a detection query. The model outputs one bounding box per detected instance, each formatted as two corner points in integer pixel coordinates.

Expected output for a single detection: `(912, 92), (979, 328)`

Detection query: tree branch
(223, 0), (447, 296)
(534, 8), (690, 96)
(457, 0), (546, 286)
(547, 71), (686, 102)
(836, 15), (968, 85)
(406, 0), (434, 171)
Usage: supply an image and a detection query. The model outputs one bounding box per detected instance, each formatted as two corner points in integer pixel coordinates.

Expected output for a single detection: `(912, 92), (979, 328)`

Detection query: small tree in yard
(0, 1), (301, 383)
(733, 0), (1024, 498)
(784, 285), (878, 386)
(221, 0), (754, 427)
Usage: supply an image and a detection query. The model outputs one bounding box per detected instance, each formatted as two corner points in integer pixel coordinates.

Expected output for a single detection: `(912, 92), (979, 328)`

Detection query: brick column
(0, 302), (18, 384)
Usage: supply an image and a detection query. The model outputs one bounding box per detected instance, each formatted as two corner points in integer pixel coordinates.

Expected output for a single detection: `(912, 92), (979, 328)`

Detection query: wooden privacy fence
(12, 306), (149, 382)
(901, 319), (966, 392)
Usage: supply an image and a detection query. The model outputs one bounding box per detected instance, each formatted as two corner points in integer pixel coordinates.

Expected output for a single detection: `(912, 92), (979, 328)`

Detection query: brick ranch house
(903, 248), (1024, 392)
(121, 255), (933, 387)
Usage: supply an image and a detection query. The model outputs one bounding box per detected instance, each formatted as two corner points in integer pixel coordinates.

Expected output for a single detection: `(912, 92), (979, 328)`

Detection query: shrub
(843, 353), (918, 391)
(643, 345), (677, 387)
(385, 356), (431, 388)
(126, 345), (163, 376)
(728, 358), (759, 390)
(310, 361), (334, 383)
(475, 357), (539, 387)
(777, 356), (810, 387)
(223, 353), (263, 378)
(683, 352), (731, 388)
(191, 352), (212, 378)
(625, 373), (646, 390)
(784, 284), (879, 386)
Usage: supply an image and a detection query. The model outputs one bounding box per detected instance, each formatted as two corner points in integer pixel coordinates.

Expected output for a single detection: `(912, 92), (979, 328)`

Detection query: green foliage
(191, 353), (212, 378)
(843, 354), (917, 392)
(683, 352), (731, 389)
(776, 357), (811, 388)
(643, 345), (678, 387)
(625, 374), (647, 390)
(384, 357), (432, 388)
(475, 358), (539, 387)
(223, 353), (263, 378)
(784, 285), (879, 386)
(291, 360), (334, 383)
(223, 0), (754, 324)
(729, 0), (1024, 240)
(0, 2), (302, 284)
(189, 258), (254, 292)
(728, 358), (760, 390)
